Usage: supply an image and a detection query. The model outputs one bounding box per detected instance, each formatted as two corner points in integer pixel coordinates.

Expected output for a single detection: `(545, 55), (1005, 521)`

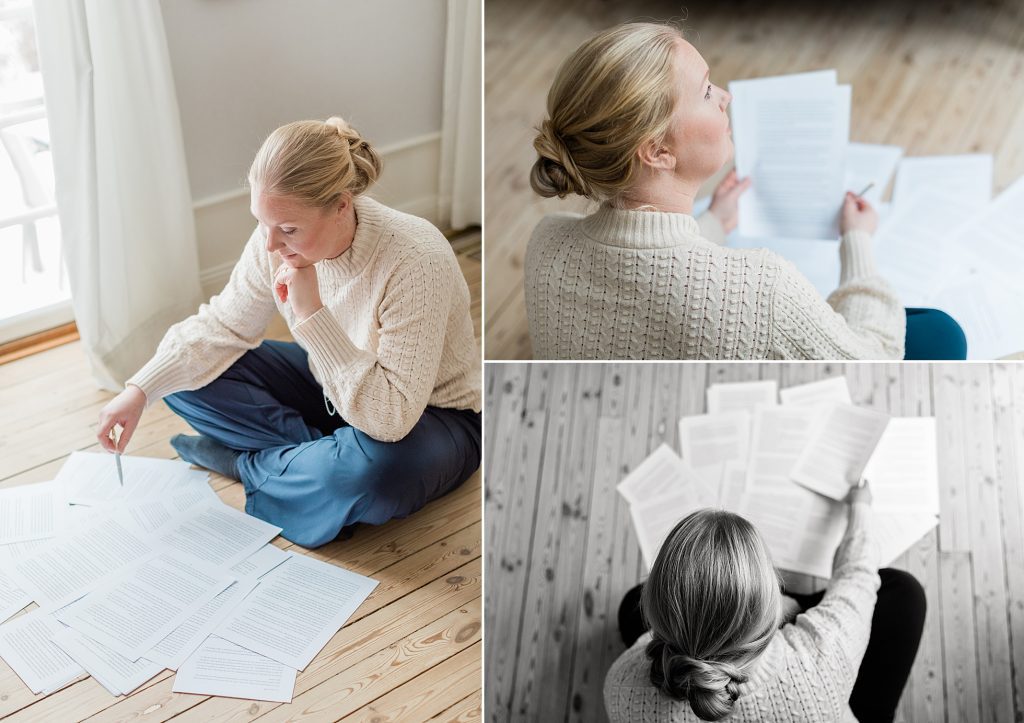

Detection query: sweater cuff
(127, 351), (196, 406)
(291, 306), (368, 370)
(697, 210), (727, 246)
(838, 230), (878, 284)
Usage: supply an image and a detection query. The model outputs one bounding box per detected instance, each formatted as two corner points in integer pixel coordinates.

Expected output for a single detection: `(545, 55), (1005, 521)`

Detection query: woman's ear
(637, 139), (677, 171)
(336, 192), (352, 216)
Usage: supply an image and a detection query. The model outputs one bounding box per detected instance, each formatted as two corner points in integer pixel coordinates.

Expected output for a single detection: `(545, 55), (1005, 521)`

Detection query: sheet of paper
(706, 380), (778, 415)
(719, 461), (748, 510)
(790, 403), (890, 500)
(739, 487), (847, 578)
(779, 377), (852, 407)
(616, 444), (687, 505)
(862, 417), (939, 514)
(120, 486), (221, 535)
(229, 543), (290, 579)
(731, 71), (850, 240)
(9, 512), (154, 608)
(0, 568), (31, 624)
(875, 511), (938, 566)
(844, 143), (903, 206)
(928, 277), (1024, 361)
(678, 412), (751, 470)
(0, 609), (85, 694)
(0, 538), (52, 564)
(57, 551), (235, 661)
(173, 635), (295, 703)
(146, 577), (259, 671)
(891, 154), (992, 212)
(56, 452), (211, 506)
(158, 503), (281, 569)
(52, 627), (163, 697)
(746, 406), (821, 494)
(216, 552), (377, 670)
(629, 489), (708, 571)
(0, 482), (68, 544)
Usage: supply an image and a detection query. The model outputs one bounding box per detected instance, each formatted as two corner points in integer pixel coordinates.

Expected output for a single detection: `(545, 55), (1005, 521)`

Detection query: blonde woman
(526, 22), (966, 361)
(605, 491), (926, 722)
(95, 118), (481, 548)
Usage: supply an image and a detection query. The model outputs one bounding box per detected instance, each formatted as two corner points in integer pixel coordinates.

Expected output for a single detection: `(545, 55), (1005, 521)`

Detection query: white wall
(159, 0), (448, 293)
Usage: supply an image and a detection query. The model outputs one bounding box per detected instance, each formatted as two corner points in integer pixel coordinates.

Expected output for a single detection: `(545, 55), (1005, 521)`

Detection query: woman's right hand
(97, 385), (147, 453)
(840, 191), (878, 235)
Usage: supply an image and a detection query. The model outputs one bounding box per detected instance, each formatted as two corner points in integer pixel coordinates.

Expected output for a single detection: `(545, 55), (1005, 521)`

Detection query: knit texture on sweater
(604, 504), (880, 723)
(128, 196), (480, 442)
(524, 205), (905, 360)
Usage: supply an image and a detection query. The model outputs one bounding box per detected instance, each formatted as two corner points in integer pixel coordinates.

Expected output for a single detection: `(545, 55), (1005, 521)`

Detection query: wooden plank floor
(0, 234), (482, 722)
(483, 0), (1024, 359)
(484, 362), (1024, 723)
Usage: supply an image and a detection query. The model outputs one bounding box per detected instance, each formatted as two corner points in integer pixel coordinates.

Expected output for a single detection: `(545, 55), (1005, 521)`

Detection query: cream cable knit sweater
(604, 503), (880, 723)
(128, 196), (481, 443)
(524, 206), (905, 360)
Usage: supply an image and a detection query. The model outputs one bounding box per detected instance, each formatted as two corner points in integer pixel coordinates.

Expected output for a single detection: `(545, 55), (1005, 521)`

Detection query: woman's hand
(274, 263), (324, 322)
(708, 169), (752, 234)
(840, 191), (879, 235)
(97, 385), (147, 453)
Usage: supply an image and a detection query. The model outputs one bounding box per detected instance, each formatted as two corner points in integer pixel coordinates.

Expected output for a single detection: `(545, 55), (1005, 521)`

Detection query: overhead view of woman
(604, 488), (926, 723)
(524, 22), (967, 361)
(95, 117), (481, 548)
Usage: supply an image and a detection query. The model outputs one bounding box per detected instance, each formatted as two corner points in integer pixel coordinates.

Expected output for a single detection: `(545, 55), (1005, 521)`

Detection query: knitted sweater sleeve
(290, 248), (456, 443)
(770, 230), (906, 359)
(126, 228), (276, 403)
(780, 502), (880, 697)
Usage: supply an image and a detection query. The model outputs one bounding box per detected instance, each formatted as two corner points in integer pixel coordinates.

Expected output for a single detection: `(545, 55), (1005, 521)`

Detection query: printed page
(52, 627), (163, 697)
(719, 461), (748, 510)
(120, 486), (222, 535)
(705, 380), (778, 414)
(56, 452), (211, 506)
(891, 154), (992, 211)
(791, 403), (891, 500)
(158, 502), (281, 569)
(57, 551), (235, 661)
(216, 552), (378, 670)
(844, 142), (903, 207)
(875, 511), (939, 566)
(862, 417), (939, 514)
(678, 412), (751, 470)
(746, 406), (821, 494)
(739, 487), (846, 578)
(0, 482), (68, 544)
(228, 543), (290, 579)
(9, 511), (154, 608)
(0, 568), (31, 624)
(173, 635), (296, 703)
(146, 577), (259, 671)
(0, 609), (85, 694)
(616, 444), (688, 505)
(779, 376), (852, 407)
(629, 489), (709, 571)
(731, 72), (850, 240)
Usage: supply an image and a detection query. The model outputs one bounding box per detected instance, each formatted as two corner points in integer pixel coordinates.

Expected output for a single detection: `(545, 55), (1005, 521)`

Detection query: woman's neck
(617, 172), (703, 214)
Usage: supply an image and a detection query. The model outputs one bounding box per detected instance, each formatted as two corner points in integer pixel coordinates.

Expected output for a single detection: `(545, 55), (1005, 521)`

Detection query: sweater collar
(319, 195), (388, 277)
(578, 202), (703, 249)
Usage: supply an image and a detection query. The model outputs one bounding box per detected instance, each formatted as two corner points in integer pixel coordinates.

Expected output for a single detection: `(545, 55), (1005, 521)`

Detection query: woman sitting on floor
(96, 117), (481, 548)
(525, 21), (966, 361)
(605, 485), (925, 722)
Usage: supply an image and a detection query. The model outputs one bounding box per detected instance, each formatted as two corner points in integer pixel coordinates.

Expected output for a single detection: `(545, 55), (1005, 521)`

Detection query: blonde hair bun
(647, 639), (745, 721)
(249, 117), (382, 206)
(530, 121), (591, 198)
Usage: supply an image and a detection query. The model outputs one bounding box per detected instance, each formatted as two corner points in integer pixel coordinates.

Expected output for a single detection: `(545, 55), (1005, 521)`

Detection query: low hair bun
(647, 637), (746, 722)
(324, 116), (381, 196)
(529, 119), (593, 199)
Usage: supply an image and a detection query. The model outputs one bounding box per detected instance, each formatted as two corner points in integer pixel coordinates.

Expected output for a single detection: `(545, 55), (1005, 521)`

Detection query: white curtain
(34, 0), (201, 391)
(439, 0), (482, 230)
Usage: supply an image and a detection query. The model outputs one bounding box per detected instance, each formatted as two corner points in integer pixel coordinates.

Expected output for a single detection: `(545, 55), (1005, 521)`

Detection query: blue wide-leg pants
(904, 308), (967, 360)
(164, 340), (481, 548)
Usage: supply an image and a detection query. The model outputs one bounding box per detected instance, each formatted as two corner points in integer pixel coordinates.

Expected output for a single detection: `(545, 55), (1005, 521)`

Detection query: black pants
(618, 568), (926, 723)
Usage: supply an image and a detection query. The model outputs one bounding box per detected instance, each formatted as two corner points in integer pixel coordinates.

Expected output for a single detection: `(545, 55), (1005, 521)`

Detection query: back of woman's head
(641, 509), (782, 721)
(248, 117), (382, 207)
(530, 22), (682, 201)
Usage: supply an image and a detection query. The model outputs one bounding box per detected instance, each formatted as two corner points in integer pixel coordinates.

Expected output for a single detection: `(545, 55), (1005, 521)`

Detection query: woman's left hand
(708, 169), (752, 234)
(274, 263), (324, 322)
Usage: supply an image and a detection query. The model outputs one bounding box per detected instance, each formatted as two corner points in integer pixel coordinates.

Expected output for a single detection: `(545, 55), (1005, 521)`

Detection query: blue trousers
(905, 308), (967, 360)
(164, 340), (481, 548)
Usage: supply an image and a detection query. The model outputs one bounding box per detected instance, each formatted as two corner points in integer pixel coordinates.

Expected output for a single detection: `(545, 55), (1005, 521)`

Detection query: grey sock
(171, 434), (241, 480)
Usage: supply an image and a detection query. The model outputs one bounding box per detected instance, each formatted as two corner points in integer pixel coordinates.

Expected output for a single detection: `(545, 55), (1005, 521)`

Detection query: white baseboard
(193, 132), (442, 296)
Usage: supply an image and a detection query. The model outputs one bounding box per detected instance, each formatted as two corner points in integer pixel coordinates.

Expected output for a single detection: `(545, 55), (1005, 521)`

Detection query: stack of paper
(620, 378), (941, 578)
(0, 452), (378, 703)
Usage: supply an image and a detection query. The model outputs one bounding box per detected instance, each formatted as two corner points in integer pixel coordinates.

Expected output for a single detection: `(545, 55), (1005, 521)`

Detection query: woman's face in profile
(663, 38), (734, 183)
(251, 190), (348, 268)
